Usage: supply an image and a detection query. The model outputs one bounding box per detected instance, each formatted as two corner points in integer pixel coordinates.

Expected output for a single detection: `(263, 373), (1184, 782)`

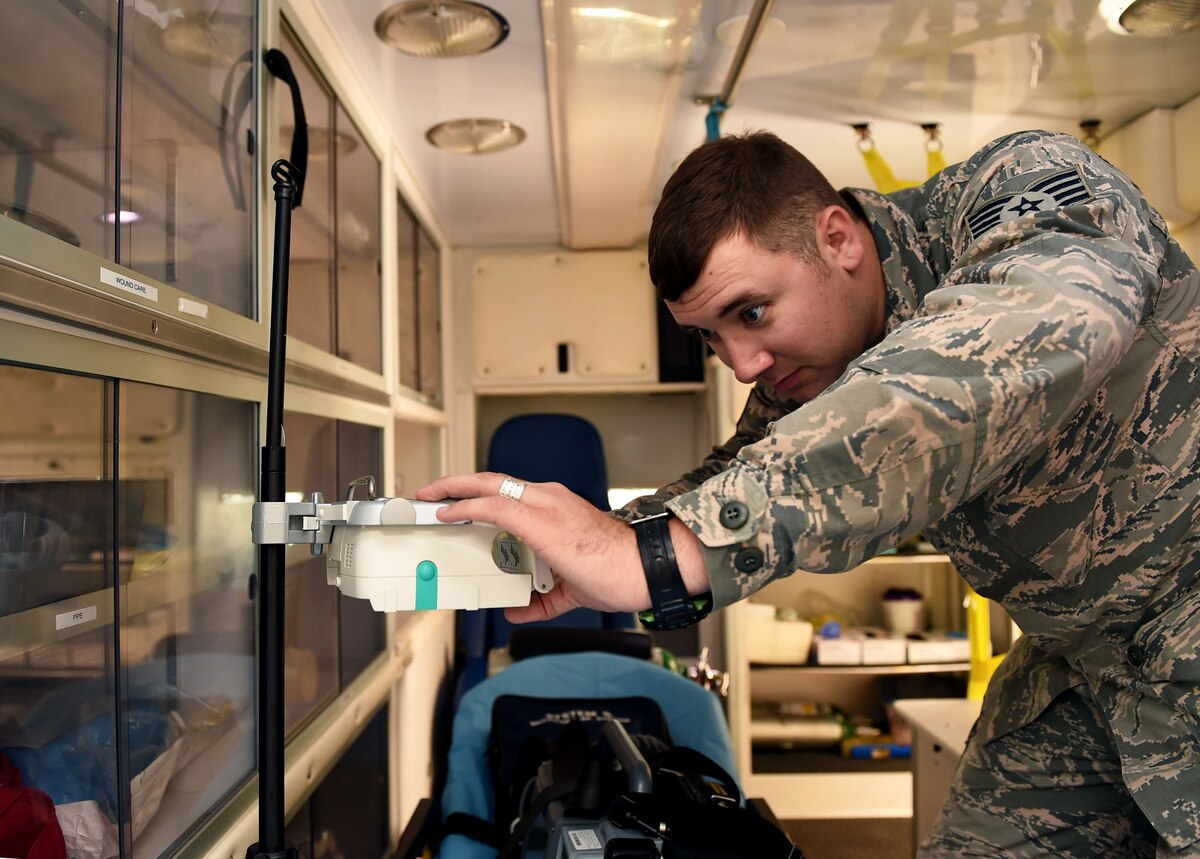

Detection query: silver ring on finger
(498, 477), (527, 502)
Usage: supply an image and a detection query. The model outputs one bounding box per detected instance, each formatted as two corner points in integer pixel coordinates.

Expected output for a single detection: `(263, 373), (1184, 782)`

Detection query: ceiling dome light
(1099, 0), (1200, 36)
(375, 1), (509, 58)
(425, 118), (526, 154)
(714, 13), (786, 47)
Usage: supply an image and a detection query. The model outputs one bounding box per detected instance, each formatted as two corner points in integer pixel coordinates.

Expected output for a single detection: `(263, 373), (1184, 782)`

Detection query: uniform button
(734, 548), (764, 573)
(720, 501), (749, 530)
(1127, 644), (1146, 667)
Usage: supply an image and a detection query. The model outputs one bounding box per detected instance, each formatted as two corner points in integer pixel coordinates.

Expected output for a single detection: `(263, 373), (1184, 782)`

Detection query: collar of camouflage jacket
(844, 187), (939, 337)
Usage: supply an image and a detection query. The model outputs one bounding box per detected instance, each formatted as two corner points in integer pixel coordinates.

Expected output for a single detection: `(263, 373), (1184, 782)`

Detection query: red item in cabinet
(0, 752), (67, 859)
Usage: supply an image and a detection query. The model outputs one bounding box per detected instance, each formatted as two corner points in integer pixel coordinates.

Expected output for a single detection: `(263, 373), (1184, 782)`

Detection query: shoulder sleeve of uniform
(951, 130), (1168, 269)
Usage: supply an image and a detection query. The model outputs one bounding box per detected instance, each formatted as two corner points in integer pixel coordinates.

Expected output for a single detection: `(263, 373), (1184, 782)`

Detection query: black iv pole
(249, 158), (301, 859)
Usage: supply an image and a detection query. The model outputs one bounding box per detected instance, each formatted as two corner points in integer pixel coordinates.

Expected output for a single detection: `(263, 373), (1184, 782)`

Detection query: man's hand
(416, 472), (649, 623)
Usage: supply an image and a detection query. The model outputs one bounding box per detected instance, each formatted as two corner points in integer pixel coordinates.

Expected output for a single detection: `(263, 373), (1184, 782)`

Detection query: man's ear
(816, 205), (864, 273)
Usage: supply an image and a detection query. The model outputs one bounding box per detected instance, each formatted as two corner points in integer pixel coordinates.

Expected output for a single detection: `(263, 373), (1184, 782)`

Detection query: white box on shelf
(813, 634), (862, 665)
(906, 632), (971, 664)
(859, 629), (908, 665)
(745, 602), (814, 664)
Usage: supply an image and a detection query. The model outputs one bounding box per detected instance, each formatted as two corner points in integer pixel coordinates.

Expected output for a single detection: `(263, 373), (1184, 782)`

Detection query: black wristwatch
(631, 509), (713, 631)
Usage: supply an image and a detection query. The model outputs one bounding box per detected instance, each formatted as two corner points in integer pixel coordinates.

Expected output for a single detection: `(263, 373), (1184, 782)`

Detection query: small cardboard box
(745, 602), (814, 664)
(813, 634), (862, 665)
(859, 628), (908, 665)
(906, 632), (971, 664)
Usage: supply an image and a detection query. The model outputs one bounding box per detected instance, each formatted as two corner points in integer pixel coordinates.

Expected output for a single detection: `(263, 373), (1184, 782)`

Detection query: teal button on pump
(416, 560), (437, 609)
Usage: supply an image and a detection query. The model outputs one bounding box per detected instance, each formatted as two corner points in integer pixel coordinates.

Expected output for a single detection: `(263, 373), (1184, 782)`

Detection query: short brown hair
(648, 131), (844, 300)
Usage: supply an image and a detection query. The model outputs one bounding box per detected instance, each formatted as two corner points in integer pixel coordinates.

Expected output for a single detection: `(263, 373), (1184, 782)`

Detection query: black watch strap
(632, 511), (712, 631)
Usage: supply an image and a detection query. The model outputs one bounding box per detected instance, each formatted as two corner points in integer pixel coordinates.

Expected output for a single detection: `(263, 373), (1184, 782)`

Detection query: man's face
(666, 231), (884, 403)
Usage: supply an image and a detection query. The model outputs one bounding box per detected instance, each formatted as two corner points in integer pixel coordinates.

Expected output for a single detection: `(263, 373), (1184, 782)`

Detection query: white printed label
(568, 829), (602, 850)
(178, 296), (209, 318)
(100, 267), (159, 302)
(56, 604), (97, 630)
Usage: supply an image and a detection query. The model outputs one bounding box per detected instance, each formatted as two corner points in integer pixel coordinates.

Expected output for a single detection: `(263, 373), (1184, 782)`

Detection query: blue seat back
(486, 413), (611, 511)
(456, 414), (634, 699)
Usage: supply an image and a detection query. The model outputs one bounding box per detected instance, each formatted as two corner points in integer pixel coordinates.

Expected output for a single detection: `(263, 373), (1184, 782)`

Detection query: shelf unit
(724, 554), (970, 819)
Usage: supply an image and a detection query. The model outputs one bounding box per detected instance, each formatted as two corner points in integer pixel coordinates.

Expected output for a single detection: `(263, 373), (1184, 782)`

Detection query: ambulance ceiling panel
(324, 0), (1200, 249)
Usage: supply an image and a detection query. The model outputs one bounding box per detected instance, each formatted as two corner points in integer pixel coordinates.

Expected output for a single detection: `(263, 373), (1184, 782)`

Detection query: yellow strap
(965, 585), (1004, 701)
(926, 147), (947, 178)
(859, 147), (920, 194)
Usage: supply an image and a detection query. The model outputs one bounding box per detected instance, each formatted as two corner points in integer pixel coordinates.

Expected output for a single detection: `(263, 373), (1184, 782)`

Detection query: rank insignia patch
(966, 168), (1092, 239)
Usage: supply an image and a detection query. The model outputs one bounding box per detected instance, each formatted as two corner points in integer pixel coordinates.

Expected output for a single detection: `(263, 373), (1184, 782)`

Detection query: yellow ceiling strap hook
(1079, 118), (1101, 151)
(852, 123), (918, 194)
(923, 123), (947, 177)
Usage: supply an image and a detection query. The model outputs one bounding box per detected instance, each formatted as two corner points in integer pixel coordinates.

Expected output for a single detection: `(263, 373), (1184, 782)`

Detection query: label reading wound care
(100, 267), (159, 302)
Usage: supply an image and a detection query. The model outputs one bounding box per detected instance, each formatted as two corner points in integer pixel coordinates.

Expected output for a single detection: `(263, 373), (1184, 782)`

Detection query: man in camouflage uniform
(420, 129), (1199, 856)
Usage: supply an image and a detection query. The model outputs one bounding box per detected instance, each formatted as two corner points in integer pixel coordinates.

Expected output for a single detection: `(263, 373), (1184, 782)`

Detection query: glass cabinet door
(274, 21), (382, 376)
(118, 382), (257, 856)
(121, 0), (256, 317)
(276, 26), (336, 356)
(0, 366), (259, 858)
(0, 0), (256, 318)
(0, 0), (117, 257)
(335, 421), (384, 687)
(396, 196), (419, 393)
(0, 369), (117, 855)
(280, 411), (340, 736)
(417, 226), (442, 404)
(334, 104), (382, 374)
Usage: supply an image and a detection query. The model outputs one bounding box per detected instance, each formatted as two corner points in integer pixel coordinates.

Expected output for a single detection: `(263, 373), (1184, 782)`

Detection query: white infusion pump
(252, 480), (553, 613)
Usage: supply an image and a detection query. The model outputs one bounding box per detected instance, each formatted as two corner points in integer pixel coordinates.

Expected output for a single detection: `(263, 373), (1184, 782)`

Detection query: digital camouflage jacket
(630, 130), (1200, 849)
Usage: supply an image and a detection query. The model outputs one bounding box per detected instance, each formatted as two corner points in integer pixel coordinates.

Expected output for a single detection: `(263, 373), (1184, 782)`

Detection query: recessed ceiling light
(101, 210), (142, 225)
(425, 118), (526, 154)
(375, 1), (509, 58)
(714, 13), (786, 47)
(1099, 0), (1200, 36)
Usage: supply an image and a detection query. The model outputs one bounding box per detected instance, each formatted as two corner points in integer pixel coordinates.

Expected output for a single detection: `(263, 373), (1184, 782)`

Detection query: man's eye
(742, 305), (766, 324)
(694, 328), (714, 341)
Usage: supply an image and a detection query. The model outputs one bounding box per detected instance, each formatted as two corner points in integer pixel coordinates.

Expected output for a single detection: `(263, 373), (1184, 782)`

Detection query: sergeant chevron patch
(966, 167), (1093, 239)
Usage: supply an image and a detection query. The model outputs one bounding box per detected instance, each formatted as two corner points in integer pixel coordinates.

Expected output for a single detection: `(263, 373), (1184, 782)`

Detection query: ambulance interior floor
(782, 817), (911, 859)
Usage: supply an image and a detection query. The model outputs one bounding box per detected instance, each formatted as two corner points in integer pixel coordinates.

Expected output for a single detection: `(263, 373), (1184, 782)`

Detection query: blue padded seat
(438, 652), (737, 859)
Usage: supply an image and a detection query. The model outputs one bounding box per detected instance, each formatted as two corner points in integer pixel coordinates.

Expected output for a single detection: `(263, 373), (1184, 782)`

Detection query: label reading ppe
(100, 267), (159, 302)
(56, 604), (97, 630)
(568, 829), (602, 850)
